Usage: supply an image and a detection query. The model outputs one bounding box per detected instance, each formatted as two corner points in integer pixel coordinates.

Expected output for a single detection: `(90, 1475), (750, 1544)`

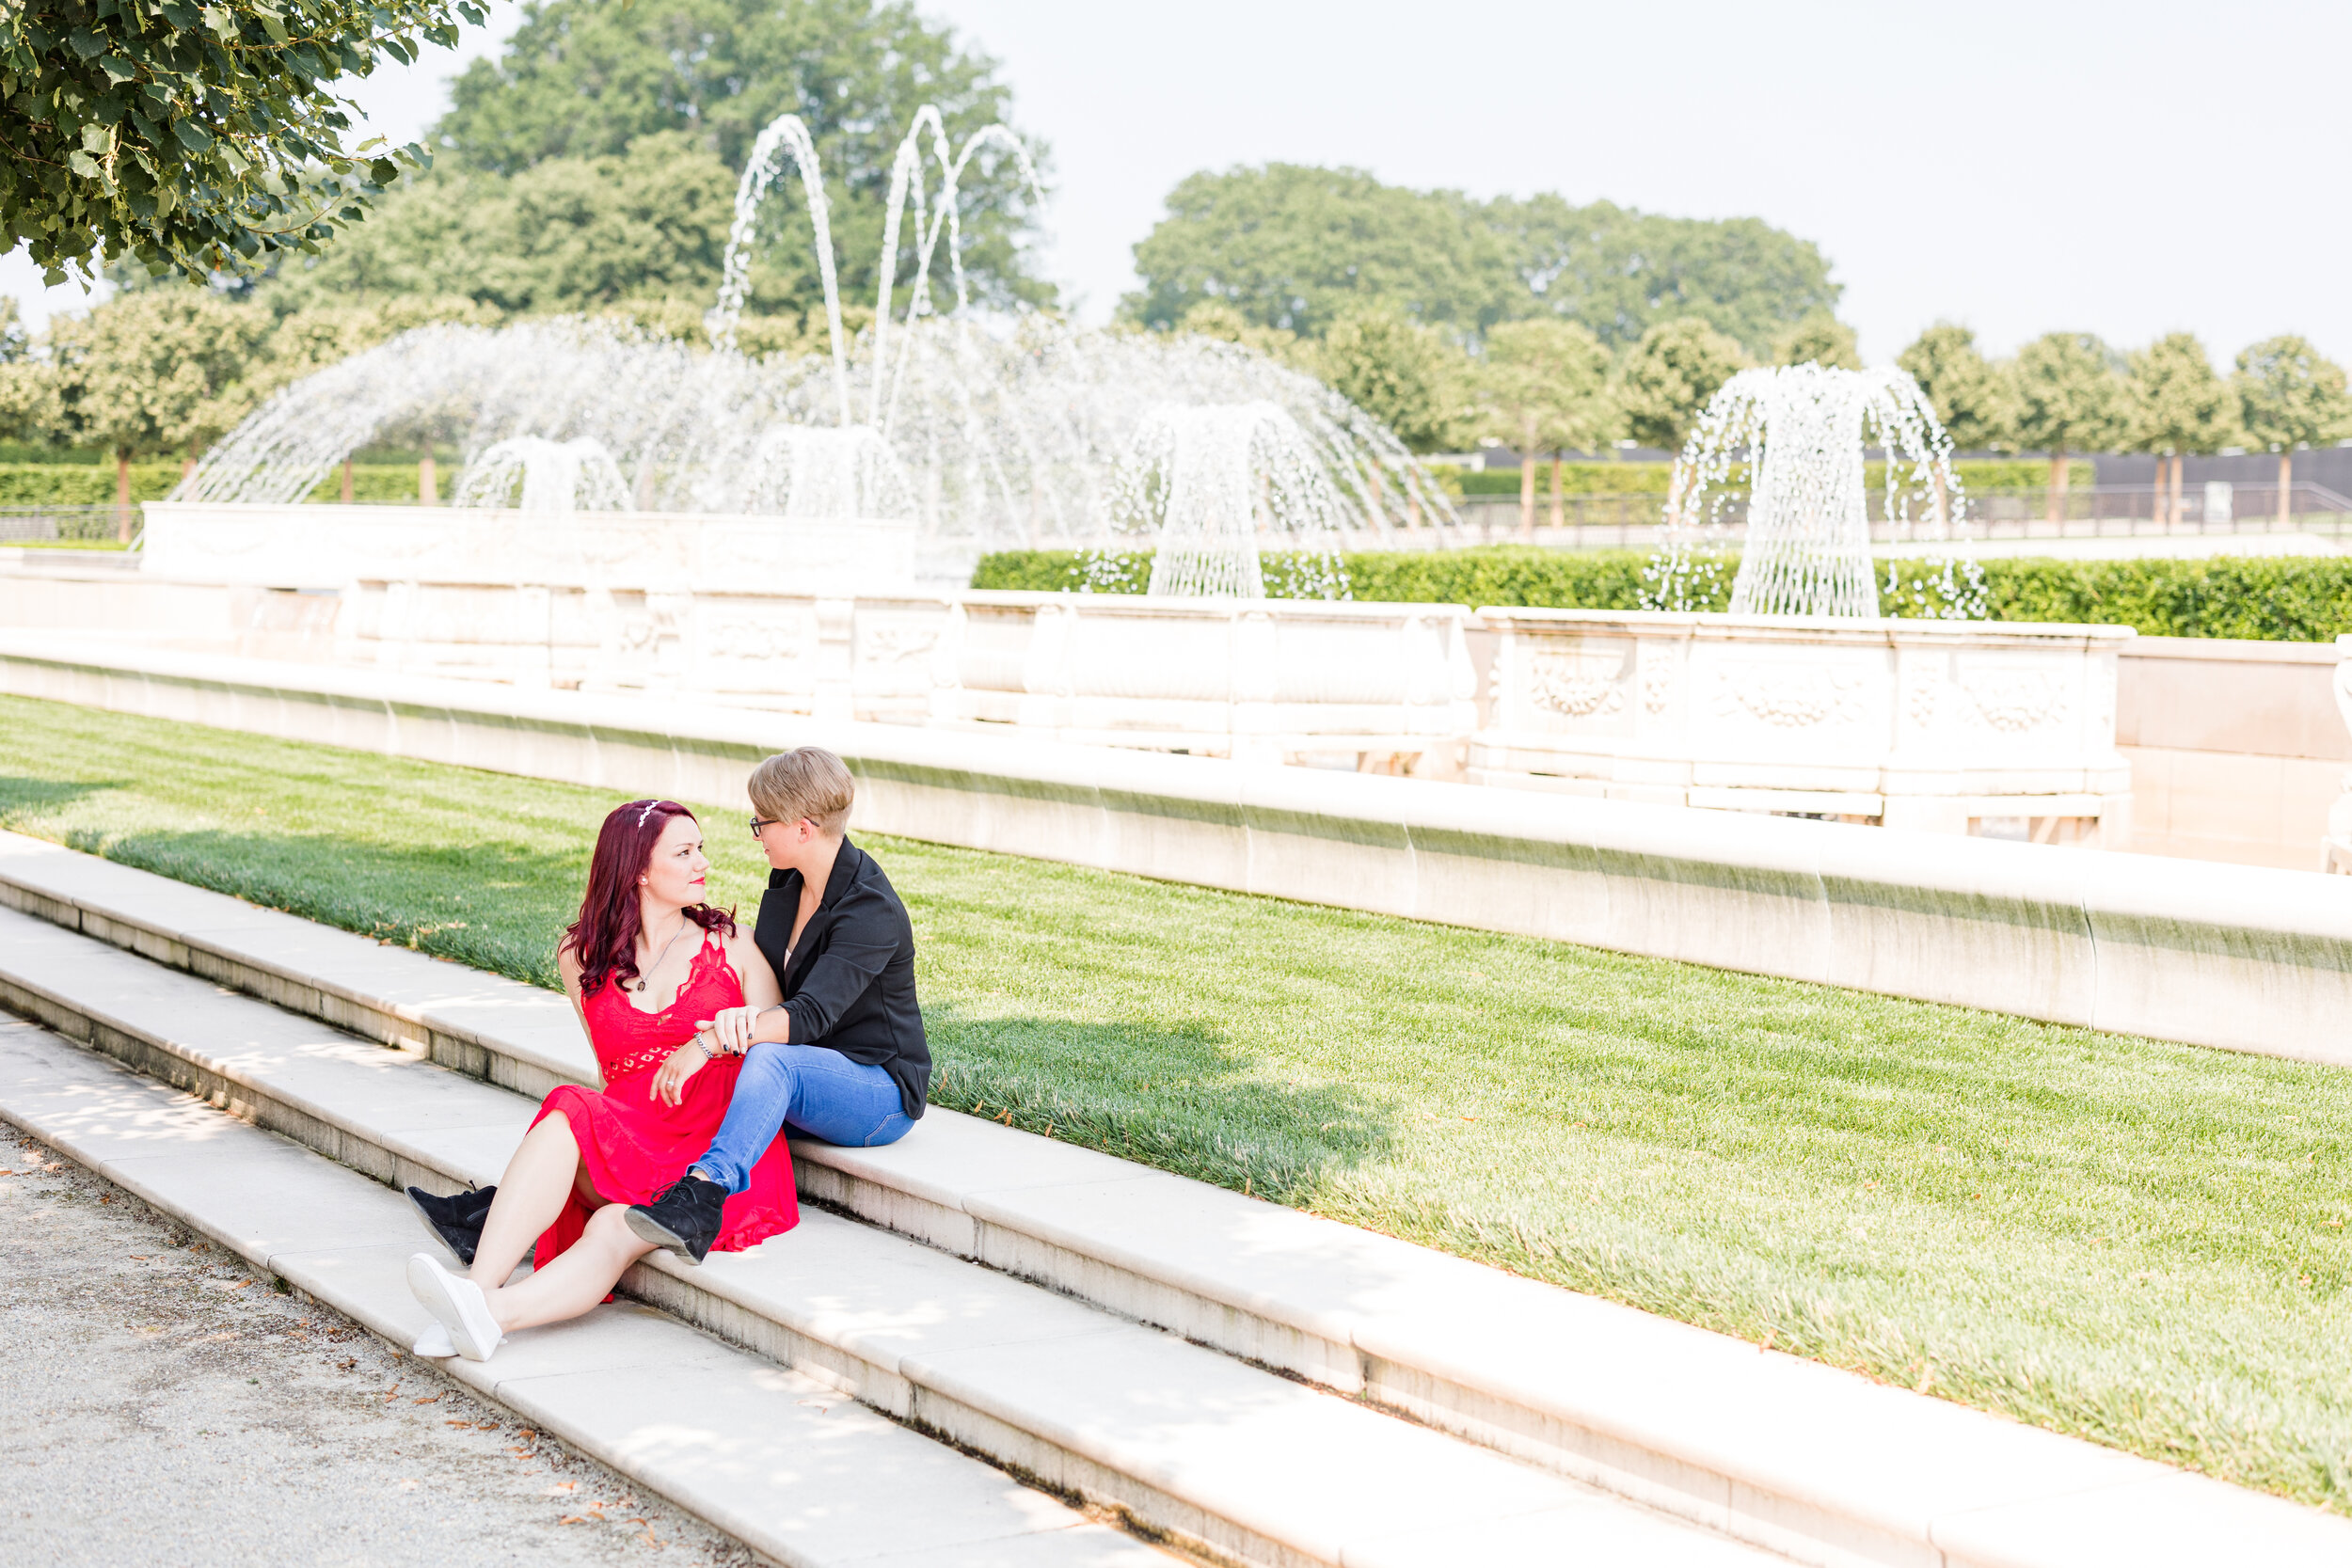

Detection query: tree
(1123, 165), (1838, 355)
(1486, 194), (1838, 356)
(1897, 324), (2012, 451)
(0, 0), (475, 284)
(2126, 333), (2237, 529)
(431, 0), (1049, 319)
(2009, 332), (2124, 525)
(2233, 335), (2352, 528)
(1126, 164), (1516, 339)
(1308, 305), (1468, 454)
(261, 133), (739, 318)
(1477, 319), (1613, 537)
(47, 288), (271, 535)
(1613, 317), (1747, 452)
(1771, 309), (1861, 370)
(1173, 299), (1302, 364)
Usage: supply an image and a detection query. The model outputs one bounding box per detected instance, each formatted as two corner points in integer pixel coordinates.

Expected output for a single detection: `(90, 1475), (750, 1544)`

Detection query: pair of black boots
(405, 1174), (730, 1265)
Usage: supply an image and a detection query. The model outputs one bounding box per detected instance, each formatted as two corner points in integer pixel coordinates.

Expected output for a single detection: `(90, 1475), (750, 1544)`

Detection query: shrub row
(0, 462), (442, 510)
(970, 546), (2352, 643)
(0, 463), (184, 507)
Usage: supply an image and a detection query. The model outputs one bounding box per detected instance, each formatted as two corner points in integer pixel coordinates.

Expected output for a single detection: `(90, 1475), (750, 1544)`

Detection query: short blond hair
(749, 748), (855, 835)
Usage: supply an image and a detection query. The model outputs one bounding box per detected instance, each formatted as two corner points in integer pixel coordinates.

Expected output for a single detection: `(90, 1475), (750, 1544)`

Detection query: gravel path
(0, 1123), (754, 1568)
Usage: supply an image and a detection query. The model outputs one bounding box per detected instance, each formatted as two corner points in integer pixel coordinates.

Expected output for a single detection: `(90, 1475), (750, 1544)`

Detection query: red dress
(530, 933), (799, 1268)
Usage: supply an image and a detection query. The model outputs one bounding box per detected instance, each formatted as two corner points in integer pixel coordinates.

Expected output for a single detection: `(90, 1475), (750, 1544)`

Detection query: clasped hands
(649, 1006), (764, 1105)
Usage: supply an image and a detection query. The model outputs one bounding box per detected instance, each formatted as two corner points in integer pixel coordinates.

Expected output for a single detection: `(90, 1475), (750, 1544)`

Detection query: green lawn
(2, 692), (2348, 1507)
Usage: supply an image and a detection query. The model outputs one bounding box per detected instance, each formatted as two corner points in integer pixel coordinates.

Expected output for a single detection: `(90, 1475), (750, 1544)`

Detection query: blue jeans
(694, 1042), (914, 1194)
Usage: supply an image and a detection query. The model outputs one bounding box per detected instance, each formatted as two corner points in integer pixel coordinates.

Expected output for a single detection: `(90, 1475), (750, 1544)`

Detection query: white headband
(636, 800), (661, 829)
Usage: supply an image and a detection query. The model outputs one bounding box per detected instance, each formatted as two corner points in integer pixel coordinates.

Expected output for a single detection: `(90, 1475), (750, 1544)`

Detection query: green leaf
(67, 30), (105, 61)
(170, 118), (210, 153)
(97, 55), (136, 85)
(67, 150), (103, 180)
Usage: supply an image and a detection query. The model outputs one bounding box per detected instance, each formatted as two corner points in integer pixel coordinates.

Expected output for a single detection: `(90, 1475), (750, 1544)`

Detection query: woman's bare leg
(481, 1203), (656, 1333)
(469, 1111), (587, 1290)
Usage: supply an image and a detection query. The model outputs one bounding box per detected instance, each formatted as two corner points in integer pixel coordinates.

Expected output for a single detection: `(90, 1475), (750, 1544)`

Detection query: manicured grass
(2, 692), (2349, 1506)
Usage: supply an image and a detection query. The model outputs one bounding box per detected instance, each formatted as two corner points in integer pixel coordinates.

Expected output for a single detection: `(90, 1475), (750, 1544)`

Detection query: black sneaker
(408, 1184), (495, 1266)
(625, 1174), (728, 1264)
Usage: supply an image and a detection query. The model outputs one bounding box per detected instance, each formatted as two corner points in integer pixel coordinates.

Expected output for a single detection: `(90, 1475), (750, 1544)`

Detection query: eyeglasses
(749, 816), (777, 838)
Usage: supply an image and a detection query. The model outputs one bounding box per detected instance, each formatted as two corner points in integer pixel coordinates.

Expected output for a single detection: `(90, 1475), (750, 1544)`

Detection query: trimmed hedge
(302, 463), (430, 504)
(970, 546), (2352, 642)
(0, 463), (183, 506)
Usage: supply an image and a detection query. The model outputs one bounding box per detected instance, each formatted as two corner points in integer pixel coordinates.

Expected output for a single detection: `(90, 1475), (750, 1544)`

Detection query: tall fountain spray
(1112, 403), (1348, 598)
(1646, 364), (1983, 619)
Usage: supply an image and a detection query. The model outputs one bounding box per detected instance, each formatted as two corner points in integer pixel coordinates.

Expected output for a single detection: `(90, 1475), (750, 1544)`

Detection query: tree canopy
(1897, 324), (2011, 451)
(1307, 306), (1468, 453)
(2010, 332), (2124, 459)
(1491, 194), (1840, 356)
(1124, 165), (1838, 356)
(2126, 333), (2237, 457)
(262, 132), (739, 316)
(1771, 309), (1860, 371)
(1613, 317), (1747, 451)
(2233, 335), (2352, 455)
(0, 0), (474, 283)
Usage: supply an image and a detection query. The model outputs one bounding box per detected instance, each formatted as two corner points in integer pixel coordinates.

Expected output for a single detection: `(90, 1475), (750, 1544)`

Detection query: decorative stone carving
(1712, 663), (1867, 729)
(1527, 650), (1627, 719)
(1642, 661), (1674, 717)
(1902, 663), (1940, 728)
(1957, 669), (2069, 734)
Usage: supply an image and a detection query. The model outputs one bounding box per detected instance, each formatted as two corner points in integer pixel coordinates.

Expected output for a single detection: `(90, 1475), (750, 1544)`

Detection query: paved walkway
(0, 1100), (751, 1568)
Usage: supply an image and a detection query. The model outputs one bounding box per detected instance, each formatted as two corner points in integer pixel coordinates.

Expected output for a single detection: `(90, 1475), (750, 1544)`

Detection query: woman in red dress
(405, 799), (799, 1361)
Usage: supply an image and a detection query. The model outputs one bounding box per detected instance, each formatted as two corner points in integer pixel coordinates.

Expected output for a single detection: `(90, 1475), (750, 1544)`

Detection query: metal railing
(1416, 483), (2352, 552)
(0, 504), (129, 545)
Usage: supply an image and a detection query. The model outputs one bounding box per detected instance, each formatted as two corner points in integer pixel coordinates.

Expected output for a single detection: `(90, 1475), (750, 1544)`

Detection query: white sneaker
(405, 1253), (503, 1362)
(411, 1321), (456, 1358)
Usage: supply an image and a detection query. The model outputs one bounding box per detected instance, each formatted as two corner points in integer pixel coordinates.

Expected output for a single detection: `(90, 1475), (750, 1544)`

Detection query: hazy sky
(9, 0), (2346, 368)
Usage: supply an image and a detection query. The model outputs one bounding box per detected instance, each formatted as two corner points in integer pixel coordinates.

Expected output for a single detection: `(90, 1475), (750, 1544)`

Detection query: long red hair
(564, 800), (734, 998)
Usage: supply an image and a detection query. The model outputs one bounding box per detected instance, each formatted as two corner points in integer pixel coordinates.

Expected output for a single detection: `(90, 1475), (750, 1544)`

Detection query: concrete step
(0, 893), (1774, 1568)
(5, 830), (2349, 1568)
(0, 1019), (1175, 1568)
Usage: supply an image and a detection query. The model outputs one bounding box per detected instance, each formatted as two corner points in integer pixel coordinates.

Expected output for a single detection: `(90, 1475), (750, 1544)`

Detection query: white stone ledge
(1, 633), (2348, 1063)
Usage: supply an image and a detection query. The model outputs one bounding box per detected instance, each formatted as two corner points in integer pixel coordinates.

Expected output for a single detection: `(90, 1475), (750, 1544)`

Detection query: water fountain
(1109, 402), (1347, 599)
(1645, 363), (1983, 620)
(1472, 362), (2131, 839)
(453, 436), (632, 514)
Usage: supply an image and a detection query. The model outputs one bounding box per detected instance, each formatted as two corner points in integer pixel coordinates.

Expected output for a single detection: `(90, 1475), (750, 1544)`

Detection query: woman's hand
(651, 1037), (710, 1106)
(699, 1006), (760, 1056)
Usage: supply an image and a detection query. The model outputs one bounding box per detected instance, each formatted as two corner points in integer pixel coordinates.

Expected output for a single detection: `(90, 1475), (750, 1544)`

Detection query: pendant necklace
(631, 917), (692, 993)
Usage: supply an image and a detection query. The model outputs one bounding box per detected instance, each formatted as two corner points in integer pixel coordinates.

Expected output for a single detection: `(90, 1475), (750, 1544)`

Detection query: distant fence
(0, 505), (125, 545)
(1434, 482), (2352, 552)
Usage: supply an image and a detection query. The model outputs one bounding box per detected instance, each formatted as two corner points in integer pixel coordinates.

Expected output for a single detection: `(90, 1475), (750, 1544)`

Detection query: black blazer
(754, 836), (930, 1118)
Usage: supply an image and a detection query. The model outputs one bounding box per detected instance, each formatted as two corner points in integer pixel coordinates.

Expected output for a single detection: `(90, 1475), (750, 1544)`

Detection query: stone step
(0, 895), (1772, 1568)
(0, 1019), (1175, 1568)
(5, 831), (2348, 1568)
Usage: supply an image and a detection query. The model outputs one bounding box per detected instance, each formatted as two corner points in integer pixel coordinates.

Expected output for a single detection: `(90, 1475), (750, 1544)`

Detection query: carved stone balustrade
(339, 579), (950, 722)
(929, 592), (1480, 771)
(1470, 608), (2134, 841)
